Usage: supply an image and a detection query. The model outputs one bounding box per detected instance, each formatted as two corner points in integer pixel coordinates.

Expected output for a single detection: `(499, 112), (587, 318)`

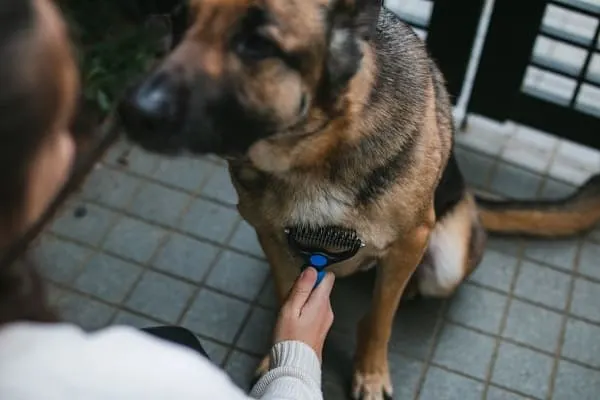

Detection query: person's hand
(273, 267), (335, 360)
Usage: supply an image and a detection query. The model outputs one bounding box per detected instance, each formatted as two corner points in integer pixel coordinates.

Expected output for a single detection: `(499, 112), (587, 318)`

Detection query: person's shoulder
(0, 322), (246, 399)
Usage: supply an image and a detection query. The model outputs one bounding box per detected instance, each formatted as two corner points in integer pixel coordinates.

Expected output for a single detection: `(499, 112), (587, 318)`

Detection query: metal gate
(467, 0), (600, 149)
(387, 0), (485, 104)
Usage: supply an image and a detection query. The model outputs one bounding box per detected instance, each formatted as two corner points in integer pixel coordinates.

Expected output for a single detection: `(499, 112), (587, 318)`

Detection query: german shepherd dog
(118, 0), (600, 398)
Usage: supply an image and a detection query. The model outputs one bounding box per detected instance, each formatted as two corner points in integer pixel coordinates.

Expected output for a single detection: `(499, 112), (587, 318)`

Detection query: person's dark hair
(0, 0), (61, 325)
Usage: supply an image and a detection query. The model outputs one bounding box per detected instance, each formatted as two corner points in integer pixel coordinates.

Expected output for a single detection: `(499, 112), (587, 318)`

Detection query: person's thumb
(286, 267), (318, 314)
(305, 271), (335, 309)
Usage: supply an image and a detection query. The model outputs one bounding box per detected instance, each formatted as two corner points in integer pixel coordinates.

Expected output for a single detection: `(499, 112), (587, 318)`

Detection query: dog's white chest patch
(288, 188), (350, 226)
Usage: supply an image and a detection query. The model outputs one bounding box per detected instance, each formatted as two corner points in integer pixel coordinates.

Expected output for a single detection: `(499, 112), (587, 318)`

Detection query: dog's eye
(235, 34), (279, 60)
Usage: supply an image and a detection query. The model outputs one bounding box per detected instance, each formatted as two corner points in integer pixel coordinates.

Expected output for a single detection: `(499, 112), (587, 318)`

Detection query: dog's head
(118, 0), (381, 157)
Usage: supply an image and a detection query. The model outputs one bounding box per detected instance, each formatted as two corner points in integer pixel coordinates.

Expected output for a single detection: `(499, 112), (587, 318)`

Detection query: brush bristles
(288, 225), (362, 251)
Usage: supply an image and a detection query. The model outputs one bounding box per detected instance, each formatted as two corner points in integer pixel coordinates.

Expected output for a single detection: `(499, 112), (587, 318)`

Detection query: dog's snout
(119, 71), (187, 138)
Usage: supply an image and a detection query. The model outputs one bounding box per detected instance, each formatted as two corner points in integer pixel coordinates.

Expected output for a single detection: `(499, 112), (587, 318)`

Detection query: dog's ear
(323, 0), (382, 99)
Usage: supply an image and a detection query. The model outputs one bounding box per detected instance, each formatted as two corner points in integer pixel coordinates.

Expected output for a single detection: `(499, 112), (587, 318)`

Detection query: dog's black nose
(119, 71), (187, 137)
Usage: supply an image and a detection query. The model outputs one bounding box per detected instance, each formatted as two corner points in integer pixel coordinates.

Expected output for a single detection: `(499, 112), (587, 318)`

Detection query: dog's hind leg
(417, 192), (486, 298)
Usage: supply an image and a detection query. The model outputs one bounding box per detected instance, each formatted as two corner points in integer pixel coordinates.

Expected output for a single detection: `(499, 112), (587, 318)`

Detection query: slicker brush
(285, 225), (365, 287)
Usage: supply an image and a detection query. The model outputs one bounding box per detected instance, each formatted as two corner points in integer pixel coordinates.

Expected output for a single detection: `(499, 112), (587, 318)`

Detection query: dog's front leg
(352, 220), (432, 400)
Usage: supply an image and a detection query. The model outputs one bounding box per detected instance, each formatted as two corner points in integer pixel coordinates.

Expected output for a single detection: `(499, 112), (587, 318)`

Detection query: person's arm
(250, 268), (335, 400)
(250, 341), (322, 399)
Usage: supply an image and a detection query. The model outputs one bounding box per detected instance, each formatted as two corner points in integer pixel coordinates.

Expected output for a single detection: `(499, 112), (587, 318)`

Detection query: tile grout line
(172, 218), (245, 366)
(535, 136), (563, 200)
(102, 148), (218, 326)
(99, 160), (239, 211)
(59, 197), (265, 260)
(480, 239), (526, 399)
(51, 169), (152, 323)
(67, 155), (160, 326)
(46, 230), (280, 312)
(223, 273), (274, 368)
(546, 237), (585, 399)
(412, 300), (449, 400)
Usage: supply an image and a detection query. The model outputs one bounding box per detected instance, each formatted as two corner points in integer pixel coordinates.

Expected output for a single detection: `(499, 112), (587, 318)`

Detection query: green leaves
(61, 0), (165, 116)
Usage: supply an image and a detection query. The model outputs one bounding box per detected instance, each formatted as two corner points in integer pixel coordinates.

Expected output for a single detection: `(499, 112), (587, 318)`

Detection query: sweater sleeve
(249, 340), (323, 400)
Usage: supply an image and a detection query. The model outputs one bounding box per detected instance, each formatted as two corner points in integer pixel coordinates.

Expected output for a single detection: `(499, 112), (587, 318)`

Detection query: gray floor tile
(182, 289), (251, 343)
(570, 278), (600, 323)
(419, 366), (485, 400)
(457, 117), (513, 157)
(36, 236), (92, 284)
(120, 147), (160, 177)
(540, 178), (576, 199)
(489, 162), (543, 199)
(322, 330), (355, 389)
(126, 271), (195, 323)
(486, 237), (521, 256)
(113, 311), (160, 328)
(201, 167), (238, 205)
(578, 241), (600, 280)
(180, 198), (239, 243)
(74, 253), (143, 303)
(432, 323), (495, 379)
(561, 318), (600, 368)
(201, 339), (230, 366)
(503, 299), (562, 352)
(553, 360), (600, 400)
(46, 283), (65, 305)
(102, 139), (131, 166)
(103, 217), (166, 263)
(468, 249), (519, 292)
(514, 261), (571, 310)
(523, 239), (579, 272)
(128, 183), (191, 227)
(587, 226), (600, 243)
(454, 146), (496, 188)
(153, 233), (220, 282)
(81, 167), (142, 208)
(57, 292), (116, 330)
(390, 300), (443, 360)
(388, 352), (423, 400)
(323, 380), (348, 400)
(206, 251), (270, 300)
(486, 387), (529, 400)
(236, 307), (276, 354)
(50, 203), (116, 246)
(229, 220), (264, 258)
(257, 278), (278, 309)
(502, 135), (553, 172)
(224, 351), (260, 390)
(446, 283), (508, 334)
(154, 157), (215, 193)
(491, 342), (553, 398)
(330, 272), (374, 334)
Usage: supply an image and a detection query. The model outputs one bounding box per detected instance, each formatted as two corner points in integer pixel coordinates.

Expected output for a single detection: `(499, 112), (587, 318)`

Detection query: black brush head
(286, 225), (363, 252)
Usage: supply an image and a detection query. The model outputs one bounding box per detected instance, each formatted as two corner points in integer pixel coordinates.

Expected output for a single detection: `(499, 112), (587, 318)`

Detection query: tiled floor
(36, 1), (600, 399)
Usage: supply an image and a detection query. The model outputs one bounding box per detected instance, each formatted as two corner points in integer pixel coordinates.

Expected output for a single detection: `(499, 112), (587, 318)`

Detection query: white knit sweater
(0, 322), (323, 399)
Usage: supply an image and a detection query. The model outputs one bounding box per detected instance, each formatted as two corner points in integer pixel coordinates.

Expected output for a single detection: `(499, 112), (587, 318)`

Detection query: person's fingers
(304, 271), (335, 311)
(286, 267), (318, 314)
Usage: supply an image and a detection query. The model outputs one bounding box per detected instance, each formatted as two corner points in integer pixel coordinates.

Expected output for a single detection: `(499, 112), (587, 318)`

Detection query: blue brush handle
(314, 269), (326, 288)
(306, 254), (329, 289)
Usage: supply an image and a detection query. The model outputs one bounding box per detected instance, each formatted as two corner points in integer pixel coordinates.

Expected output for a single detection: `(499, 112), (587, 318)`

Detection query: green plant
(61, 0), (166, 115)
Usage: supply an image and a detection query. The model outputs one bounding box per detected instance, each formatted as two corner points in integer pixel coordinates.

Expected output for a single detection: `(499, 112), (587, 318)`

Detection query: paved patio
(36, 1), (600, 399)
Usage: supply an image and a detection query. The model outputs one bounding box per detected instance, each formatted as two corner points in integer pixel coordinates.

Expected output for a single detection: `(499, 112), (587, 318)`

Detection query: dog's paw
(351, 369), (393, 400)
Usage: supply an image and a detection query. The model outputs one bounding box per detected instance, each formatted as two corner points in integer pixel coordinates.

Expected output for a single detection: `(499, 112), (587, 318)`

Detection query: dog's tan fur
(119, 1), (600, 398)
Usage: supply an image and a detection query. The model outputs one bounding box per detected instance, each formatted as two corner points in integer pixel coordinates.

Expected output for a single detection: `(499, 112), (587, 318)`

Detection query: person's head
(0, 0), (79, 324)
(0, 0), (78, 251)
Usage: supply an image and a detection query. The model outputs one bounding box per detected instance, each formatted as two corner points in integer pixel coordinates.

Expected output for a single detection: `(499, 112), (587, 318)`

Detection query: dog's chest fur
(287, 184), (352, 226)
